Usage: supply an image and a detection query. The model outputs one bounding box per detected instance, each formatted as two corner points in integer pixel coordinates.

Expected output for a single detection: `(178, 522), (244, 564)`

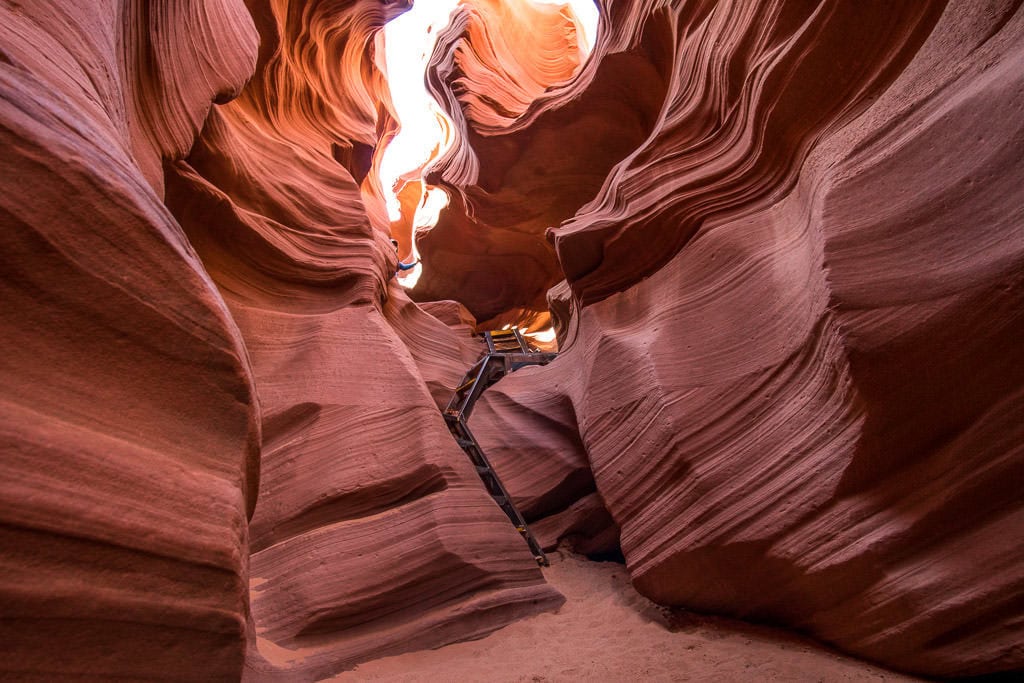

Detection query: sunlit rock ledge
(1, 0), (1021, 680)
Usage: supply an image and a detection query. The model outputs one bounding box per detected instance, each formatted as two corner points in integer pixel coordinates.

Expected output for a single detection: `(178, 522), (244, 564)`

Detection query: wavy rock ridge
(2, 0), (562, 680)
(1, 1), (260, 679)
(1, 0), (1022, 680)
(167, 0), (566, 679)
(433, 0), (1024, 677)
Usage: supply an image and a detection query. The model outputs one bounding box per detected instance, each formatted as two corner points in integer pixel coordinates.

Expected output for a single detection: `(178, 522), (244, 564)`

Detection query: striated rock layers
(2, 0), (1022, 681)
(0, 0), (261, 679)
(412, 0), (668, 328)
(159, 0), (566, 679)
(431, 0), (1024, 677)
(1, 0), (562, 680)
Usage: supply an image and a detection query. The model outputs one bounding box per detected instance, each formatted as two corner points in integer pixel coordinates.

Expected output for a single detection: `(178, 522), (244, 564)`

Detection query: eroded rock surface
(438, 0), (1023, 677)
(165, 1), (564, 678)
(411, 0), (668, 327)
(3, 0), (1022, 680)
(0, 0), (260, 679)
(1, 0), (563, 680)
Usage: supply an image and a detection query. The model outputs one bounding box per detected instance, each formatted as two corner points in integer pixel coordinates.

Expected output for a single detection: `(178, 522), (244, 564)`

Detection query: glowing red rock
(0, 0), (260, 679)
(164, 1), (565, 677)
(487, 0), (1024, 677)
(2, 0), (1022, 679)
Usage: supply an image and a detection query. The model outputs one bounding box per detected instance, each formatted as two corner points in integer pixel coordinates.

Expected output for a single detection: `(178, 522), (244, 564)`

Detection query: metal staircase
(442, 329), (557, 565)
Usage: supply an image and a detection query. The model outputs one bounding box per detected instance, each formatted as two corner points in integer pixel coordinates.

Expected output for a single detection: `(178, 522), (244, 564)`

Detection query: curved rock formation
(1, 0), (563, 679)
(164, 1), (564, 678)
(3, 0), (1022, 679)
(455, 0), (1023, 677)
(443, 0), (591, 133)
(411, 0), (669, 327)
(0, 1), (260, 679)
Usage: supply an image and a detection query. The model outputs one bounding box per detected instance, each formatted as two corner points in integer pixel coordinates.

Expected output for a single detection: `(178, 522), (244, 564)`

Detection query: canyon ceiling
(1, 0), (1022, 681)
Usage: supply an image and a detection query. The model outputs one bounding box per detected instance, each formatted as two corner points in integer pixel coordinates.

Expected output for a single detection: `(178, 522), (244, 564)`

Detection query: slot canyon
(1, 0), (1022, 680)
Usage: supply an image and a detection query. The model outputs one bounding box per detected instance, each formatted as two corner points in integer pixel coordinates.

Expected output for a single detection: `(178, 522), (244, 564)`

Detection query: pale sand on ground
(333, 550), (921, 682)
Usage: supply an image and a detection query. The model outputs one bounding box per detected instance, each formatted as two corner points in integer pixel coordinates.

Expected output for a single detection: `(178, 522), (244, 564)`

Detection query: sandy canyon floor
(335, 552), (919, 682)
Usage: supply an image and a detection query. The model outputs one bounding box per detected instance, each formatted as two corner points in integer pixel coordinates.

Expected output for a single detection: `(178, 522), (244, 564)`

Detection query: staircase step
(442, 333), (556, 566)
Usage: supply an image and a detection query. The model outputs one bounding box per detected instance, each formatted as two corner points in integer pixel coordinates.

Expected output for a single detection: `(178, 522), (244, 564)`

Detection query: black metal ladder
(443, 329), (557, 566)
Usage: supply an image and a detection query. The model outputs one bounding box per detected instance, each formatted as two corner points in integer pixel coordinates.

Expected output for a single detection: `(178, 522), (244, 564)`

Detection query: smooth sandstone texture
(2, 0), (564, 680)
(0, 0), (260, 679)
(411, 0), (668, 328)
(3, 0), (1023, 680)
(430, 0), (1021, 677)
(165, 0), (564, 679)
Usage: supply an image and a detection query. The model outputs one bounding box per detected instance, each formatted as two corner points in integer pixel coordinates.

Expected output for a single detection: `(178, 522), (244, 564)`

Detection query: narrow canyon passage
(1, 1), (1022, 682)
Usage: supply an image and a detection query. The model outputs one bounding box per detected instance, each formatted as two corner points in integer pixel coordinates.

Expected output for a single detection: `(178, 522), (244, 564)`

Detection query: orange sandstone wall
(1, 0), (564, 680)
(0, 0), (260, 679)
(443, 0), (1023, 676)
(413, 0), (669, 327)
(164, 1), (563, 679)
(3, 0), (1023, 679)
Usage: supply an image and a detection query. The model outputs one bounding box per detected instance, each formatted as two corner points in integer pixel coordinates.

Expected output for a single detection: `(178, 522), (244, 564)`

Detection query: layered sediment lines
(431, 0), (1024, 677)
(411, 0), (669, 327)
(3, 0), (1023, 680)
(1, 0), (564, 680)
(167, 0), (564, 678)
(0, 1), (260, 679)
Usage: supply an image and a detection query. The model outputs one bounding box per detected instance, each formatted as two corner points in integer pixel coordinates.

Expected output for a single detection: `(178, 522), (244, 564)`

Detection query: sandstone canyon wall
(1, 1), (261, 678)
(163, 1), (564, 676)
(437, 0), (1024, 677)
(1, 0), (1022, 680)
(1, 1), (561, 680)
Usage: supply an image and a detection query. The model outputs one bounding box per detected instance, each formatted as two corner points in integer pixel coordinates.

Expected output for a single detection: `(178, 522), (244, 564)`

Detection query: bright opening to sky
(380, 0), (599, 289)
(379, 0), (461, 224)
